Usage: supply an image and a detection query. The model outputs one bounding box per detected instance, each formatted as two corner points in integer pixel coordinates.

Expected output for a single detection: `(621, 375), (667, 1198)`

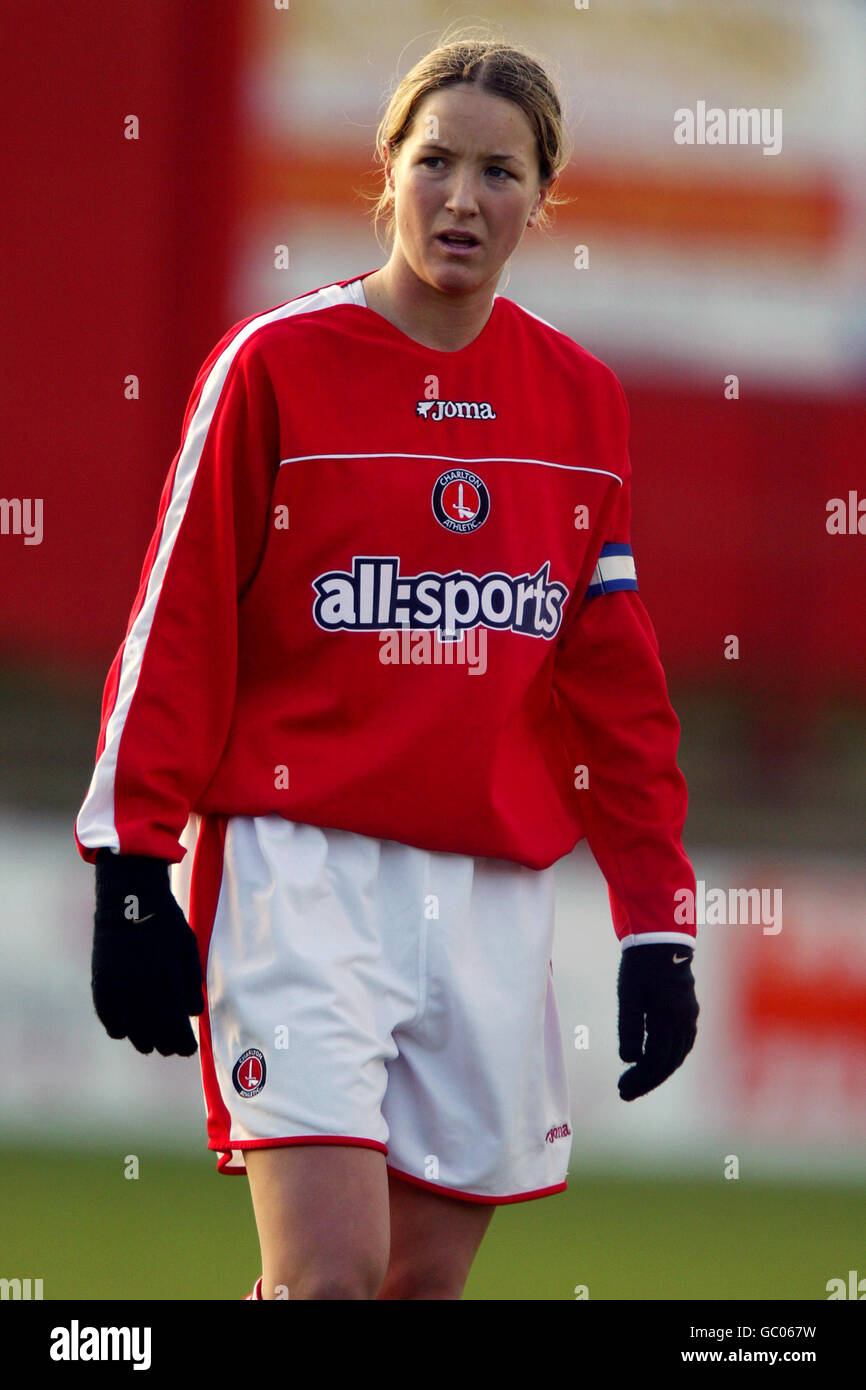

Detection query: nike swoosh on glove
(617, 943), (698, 1100)
(92, 849), (205, 1057)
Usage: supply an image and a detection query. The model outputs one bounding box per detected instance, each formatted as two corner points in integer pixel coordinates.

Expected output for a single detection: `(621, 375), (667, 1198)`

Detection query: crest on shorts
(232, 1048), (267, 1098)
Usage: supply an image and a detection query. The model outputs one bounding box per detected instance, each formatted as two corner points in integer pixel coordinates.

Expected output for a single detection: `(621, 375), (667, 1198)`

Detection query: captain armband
(585, 543), (638, 598)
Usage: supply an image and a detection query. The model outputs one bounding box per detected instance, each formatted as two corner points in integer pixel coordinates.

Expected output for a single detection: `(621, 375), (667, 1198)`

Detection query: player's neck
(363, 261), (497, 353)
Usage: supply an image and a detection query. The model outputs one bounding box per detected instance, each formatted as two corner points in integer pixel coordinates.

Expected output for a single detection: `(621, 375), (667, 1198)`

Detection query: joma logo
(545, 1123), (572, 1144)
(416, 400), (497, 421)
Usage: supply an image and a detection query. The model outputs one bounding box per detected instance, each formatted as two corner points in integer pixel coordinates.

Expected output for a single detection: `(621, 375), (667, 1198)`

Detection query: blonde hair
(363, 24), (572, 250)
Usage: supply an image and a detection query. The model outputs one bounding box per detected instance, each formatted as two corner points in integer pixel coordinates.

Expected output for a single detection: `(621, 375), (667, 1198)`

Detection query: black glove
(92, 849), (205, 1057)
(617, 943), (698, 1101)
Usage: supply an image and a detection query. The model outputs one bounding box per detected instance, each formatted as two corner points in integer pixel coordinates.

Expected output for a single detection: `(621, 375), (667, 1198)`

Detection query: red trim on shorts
(214, 1134), (390, 1176)
(386, 1164), (568, 1206)
(190, 814), (234, 1154)
(218, 1154), (249, 1175)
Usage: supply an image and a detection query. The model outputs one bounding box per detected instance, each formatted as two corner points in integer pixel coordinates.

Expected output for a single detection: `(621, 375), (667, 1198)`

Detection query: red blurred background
(3, 4), (863, 729)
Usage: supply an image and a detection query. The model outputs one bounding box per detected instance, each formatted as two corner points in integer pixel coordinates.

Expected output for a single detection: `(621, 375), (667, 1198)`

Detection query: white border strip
(279, 452), (624, 481)
(76, 283), (358, 851)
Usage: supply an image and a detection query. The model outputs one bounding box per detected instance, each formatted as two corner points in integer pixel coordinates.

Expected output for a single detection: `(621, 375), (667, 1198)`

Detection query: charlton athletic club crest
(432, 468), (490, 534)
(232, 1048), (266, 1098)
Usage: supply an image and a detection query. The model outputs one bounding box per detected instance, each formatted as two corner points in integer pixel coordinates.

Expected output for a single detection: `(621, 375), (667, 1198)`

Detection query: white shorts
(171, 813), (572, 1204)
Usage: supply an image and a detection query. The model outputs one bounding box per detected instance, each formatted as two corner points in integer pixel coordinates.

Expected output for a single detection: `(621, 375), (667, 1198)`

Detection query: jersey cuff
(620, 932), (696, 949)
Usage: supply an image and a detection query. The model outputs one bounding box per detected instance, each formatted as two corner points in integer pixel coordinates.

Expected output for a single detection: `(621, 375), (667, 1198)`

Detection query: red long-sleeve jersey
(75, 273), (696, 945)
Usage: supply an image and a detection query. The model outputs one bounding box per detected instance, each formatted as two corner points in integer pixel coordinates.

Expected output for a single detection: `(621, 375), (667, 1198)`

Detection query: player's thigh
(377, 1173), (496, 1300)
(245, 1144), (391, 1299)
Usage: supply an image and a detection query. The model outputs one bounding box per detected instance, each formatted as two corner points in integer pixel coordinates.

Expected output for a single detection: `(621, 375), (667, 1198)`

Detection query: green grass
(0, 1146), (860, 1300)
(469, 1173), (862, 1301)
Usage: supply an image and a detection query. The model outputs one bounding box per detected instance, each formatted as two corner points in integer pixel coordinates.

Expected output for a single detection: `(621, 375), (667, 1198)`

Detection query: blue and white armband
(586, 543), (638, 598)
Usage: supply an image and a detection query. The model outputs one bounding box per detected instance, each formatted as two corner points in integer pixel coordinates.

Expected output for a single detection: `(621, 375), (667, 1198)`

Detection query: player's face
(384, 84), (548, 297)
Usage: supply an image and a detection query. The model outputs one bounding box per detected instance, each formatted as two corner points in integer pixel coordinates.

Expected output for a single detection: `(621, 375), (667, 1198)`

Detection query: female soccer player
(77, 30), (699, 1301)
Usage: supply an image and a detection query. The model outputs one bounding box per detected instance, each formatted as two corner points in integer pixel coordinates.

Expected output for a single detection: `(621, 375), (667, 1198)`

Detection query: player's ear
(382, 137), (396, 194)
(526, 179), (553, 230)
